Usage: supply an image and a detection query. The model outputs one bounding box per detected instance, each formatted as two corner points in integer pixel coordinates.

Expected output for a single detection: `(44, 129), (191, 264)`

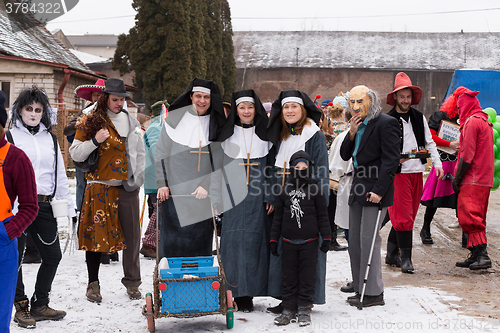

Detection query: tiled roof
(233, 31), (500, 70)
(0, 7), (91, 72)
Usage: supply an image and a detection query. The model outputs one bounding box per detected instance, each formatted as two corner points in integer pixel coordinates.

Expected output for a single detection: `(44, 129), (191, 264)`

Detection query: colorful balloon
(492, 176), (500, 191)
(493, 128), (500, 141)
(492, 121), (500, 134)
(495, 160), (500, 173)
(484, 107), (497, 123)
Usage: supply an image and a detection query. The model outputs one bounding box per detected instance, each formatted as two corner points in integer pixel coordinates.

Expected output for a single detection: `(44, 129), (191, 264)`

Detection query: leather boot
(330, 225), (348, 251)
(399, 248), (414, 274)
(14, 300), (36, 328)
(462, 232), (468, 248)
(396, 230), (414, 274)
(385, 227), (400, 267)
(420, 218), (433, 244)
(456, 247), (476, 268)
(469, 244), (492, 270)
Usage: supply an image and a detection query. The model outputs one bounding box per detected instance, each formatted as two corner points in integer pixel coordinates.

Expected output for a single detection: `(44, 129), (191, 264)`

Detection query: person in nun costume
(212, 90), (274, 312)
(266, 90), (329, 313)
(154, 78), (226, 259)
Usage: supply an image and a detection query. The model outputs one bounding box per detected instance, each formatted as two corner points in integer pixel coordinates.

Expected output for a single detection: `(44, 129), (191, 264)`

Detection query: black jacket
(270, 181), (331, 242)
(340, 113), (400, 207)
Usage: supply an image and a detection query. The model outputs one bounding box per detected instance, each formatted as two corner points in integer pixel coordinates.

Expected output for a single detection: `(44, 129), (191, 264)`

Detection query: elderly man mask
(349, 85), (371, 119)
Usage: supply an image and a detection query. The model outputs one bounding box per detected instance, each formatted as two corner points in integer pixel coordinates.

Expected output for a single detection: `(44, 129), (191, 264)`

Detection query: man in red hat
(386, 72), (444, 274)
(453, 90), (493, 270)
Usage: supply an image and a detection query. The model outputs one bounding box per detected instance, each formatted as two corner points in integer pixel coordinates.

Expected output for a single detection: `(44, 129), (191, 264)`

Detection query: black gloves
(320, 240), (330, 253)
(270, 242), (279, 256)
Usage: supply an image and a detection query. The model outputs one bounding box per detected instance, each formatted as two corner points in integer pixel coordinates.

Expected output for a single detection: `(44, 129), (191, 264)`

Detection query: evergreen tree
(204, 0), (224, 95)
(220, 0), (237, 99)
(113, 0), (192, 104)
(188, 0), (207, 78)
(113, 0), (236, 103)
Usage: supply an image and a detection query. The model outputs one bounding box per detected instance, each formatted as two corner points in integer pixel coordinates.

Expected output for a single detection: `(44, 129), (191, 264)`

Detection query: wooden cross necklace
(239, 126), (258, 185)
(276, 139), (292, 186)
(190, 114), (209, 172)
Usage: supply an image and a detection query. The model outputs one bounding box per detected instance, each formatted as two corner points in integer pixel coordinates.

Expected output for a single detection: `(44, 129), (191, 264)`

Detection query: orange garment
(0, 142), (13, 223)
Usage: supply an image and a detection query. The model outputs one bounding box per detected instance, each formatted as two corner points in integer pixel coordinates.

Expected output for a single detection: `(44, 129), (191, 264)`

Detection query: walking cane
(358, 171), (395, 310)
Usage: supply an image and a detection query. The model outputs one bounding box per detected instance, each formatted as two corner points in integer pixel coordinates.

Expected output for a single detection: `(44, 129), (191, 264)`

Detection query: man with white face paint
(386, 73), (444, 274)
(340, 85), (400, 307)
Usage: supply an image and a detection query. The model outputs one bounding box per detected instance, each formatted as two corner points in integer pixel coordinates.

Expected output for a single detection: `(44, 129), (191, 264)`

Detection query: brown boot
(86, 281), (102, 303)
(30, 304), (66, 321)
(14, 300), (36, 328)
(127, 286), (142, 300)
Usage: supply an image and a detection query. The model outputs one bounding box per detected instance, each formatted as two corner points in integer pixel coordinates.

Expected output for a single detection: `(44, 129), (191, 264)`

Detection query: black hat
(0, 91), (6, 127)
(103, 78), (130, 97)
(266, 90), (322, 149)
(216, 89), (268, 142)
(167, 78), (225, 141)
(290, 150), (312, 168)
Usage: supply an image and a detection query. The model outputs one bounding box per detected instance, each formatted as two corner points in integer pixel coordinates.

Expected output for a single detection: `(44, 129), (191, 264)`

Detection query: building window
(0, 79), (12, 107)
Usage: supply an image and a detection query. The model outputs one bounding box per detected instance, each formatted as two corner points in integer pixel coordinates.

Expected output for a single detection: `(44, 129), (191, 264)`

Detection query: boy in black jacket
(270, 150), (331, 327)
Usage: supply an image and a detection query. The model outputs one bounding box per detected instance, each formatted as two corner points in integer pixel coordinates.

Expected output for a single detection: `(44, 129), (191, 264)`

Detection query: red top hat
(74, 79), (105, 102)
(386, 72), (422, 106)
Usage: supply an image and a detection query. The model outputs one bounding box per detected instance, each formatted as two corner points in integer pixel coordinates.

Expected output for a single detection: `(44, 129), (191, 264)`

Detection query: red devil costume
(453, 91), (494, 270)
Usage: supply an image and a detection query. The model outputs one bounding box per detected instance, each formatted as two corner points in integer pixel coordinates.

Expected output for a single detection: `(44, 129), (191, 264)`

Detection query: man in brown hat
(386, 72), (444, 274)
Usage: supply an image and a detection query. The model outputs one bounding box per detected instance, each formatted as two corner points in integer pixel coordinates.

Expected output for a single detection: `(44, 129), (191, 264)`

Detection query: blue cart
(143, 199), (236, 332)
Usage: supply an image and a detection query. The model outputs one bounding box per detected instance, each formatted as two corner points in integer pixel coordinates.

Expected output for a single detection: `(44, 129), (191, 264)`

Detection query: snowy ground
(10, 178), (500, 333)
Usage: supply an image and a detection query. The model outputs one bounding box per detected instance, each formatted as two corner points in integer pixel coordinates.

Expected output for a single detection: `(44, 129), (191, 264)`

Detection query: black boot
(329, 225), (348, 251)
(396, 230), (414, 274)
(235, 296), (254, 312)
(462, 232), (468, 248)
(456, 247), (477, 268)
(385, 227), (400, 267)
(469, 244), (492, 270)
(420, 219), (433, 245)
(101, 254), (110, 265)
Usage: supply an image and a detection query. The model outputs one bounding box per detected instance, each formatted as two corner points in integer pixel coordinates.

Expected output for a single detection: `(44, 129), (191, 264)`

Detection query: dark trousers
(147, 194), (156, 219)
(16, 202), (62, 307)
(75, 168), (86, 212)
(281, 240), (318, 311)
(118, 186), (141, 287)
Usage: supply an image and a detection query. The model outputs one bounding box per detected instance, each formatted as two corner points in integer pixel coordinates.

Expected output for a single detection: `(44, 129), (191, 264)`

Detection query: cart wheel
(226, 290), (234, 329)
(146, 293), (155, 332)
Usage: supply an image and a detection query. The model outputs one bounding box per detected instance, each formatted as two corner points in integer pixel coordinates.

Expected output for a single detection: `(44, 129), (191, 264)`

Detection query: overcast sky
(46, 0), (500, 35)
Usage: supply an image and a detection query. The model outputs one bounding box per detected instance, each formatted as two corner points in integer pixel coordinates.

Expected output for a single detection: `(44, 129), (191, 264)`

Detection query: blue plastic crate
(160, 266), (219, 279)
(160, 277), (220, 314)
(167, 256), (214, 269)
(160, 256), (220, 314)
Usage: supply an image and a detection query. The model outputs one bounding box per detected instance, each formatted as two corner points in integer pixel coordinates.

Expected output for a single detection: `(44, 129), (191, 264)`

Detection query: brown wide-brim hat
(74, 79), (105, 101)
(386, 72), (423, 106)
